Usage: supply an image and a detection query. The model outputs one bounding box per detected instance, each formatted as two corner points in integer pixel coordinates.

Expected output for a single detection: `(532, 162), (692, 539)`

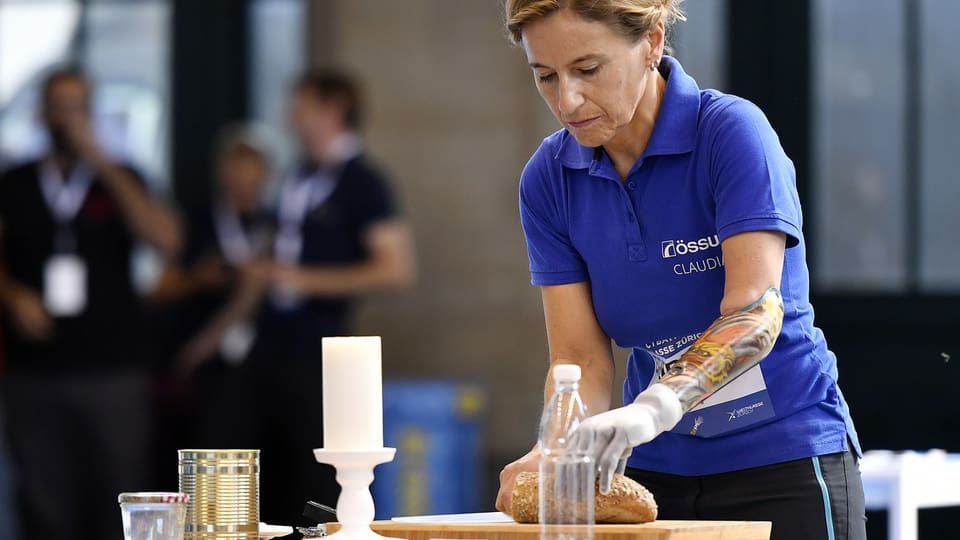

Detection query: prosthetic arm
(570, 287), (785, 493)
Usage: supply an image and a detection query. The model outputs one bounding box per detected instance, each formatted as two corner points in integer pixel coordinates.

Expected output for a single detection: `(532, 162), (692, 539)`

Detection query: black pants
(3, 371), (152, 540)
(0, 402), (22, 540)
(198, 360), (340, 526)
(625, 450), (866, 540)
(198, 315), (344, 526)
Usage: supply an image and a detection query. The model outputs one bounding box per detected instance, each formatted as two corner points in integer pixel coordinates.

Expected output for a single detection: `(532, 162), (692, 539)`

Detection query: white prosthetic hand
(568, 383), (683, 494)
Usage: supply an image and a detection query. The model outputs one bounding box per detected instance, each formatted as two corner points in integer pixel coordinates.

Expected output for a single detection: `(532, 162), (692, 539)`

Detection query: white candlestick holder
(313, 448), (401, 540)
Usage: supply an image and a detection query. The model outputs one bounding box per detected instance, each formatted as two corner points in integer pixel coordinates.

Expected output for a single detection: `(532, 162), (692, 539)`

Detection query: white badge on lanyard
(39, 161), (94, 317)
(220, 320), (256, 365)
(270, 168), (338, 309)
(44, 254), (88, 316)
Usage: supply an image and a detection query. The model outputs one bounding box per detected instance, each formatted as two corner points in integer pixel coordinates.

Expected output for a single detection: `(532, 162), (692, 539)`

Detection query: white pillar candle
(322, 336), (384, 450)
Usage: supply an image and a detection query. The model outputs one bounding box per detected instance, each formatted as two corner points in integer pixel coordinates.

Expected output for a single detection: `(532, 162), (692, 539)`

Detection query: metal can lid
(178, 449), (260, 461)
(118, 492), (189, 504)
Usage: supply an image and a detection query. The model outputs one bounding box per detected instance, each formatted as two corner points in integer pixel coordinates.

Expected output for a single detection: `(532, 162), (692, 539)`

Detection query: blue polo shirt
(519, 56), (861, 476)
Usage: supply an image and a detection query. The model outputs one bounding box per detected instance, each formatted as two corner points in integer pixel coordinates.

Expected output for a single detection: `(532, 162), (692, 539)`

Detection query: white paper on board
(390, 512), (515, 524)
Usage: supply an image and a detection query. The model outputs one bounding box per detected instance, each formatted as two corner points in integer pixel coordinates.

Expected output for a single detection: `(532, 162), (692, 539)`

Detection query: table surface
(332, 520), (772, 540)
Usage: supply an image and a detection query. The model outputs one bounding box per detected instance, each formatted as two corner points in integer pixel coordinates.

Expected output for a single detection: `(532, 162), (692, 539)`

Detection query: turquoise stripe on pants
(812, 456), (836, 540)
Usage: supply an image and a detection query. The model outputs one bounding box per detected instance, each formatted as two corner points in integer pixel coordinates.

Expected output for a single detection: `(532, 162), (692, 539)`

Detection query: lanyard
(274, 167), (339, 264)
(39, 160), (94, 224)
(39, 160), (94, 252)
(273, 135), (361, 264)
(213, 202), (255, 265)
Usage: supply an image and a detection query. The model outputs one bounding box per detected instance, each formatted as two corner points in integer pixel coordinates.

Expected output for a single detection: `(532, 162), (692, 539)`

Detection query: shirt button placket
(622, 181), (646, 262)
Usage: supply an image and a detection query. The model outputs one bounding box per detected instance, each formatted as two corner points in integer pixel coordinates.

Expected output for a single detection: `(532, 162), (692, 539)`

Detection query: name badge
(220, 320), (256, 365)
(671, 364), (776, 438)
(43, 255), (87, 316)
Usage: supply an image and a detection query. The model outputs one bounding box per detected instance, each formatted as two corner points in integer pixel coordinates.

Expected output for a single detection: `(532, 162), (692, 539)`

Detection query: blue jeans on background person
(0, 402), (22, 540)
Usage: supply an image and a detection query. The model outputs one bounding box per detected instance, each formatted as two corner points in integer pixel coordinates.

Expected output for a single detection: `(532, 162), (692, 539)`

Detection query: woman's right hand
(495, 448), (540, 515)
(5, 285), (53, 340)
(190, 257), (232, 290)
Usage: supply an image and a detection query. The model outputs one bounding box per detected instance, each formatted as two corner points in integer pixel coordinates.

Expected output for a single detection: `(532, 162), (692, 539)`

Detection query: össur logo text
(661, 234), (720, 258)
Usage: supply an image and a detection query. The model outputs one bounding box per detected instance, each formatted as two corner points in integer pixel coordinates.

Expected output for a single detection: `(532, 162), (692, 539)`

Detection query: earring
(650, 61), (659, 72)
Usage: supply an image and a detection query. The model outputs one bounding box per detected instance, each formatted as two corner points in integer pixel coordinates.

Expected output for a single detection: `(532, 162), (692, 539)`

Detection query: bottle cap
(552, 364), (581, 383)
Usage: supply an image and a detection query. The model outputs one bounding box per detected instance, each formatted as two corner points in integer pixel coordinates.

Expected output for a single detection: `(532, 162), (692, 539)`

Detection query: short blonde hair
(213, 123), (274, 171)
(505, 0), (685, 51)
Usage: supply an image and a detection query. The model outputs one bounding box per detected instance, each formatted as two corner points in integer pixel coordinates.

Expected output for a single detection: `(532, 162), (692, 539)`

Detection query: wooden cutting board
(327, 520), (771, 540)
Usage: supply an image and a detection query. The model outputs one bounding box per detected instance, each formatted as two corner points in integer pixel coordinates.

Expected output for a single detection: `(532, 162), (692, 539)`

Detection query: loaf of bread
(511, 472), (657, 524)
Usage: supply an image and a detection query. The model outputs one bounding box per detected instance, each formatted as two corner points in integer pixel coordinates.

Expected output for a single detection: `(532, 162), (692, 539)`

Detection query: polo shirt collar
(555, 55), (700, 170)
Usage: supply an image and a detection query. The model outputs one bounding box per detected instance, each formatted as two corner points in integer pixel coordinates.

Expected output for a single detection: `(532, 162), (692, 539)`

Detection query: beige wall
(310, 0), (629, 466)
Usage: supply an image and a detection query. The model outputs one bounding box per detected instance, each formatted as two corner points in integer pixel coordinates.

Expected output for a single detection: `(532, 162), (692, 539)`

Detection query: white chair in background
(859, 450), (960, 540)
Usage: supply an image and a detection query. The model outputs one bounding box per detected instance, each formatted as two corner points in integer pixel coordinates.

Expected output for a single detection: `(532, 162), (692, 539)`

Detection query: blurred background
(0, 1), (958, 540)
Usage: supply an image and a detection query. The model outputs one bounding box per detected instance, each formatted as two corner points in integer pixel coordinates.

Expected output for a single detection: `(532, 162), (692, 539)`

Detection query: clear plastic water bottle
(538, 364), (594, 540)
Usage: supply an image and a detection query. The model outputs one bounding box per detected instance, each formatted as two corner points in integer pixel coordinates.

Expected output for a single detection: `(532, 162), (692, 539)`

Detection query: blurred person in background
(0, 443), (19, 540)
(230, 68), (415, 525)
(0, 66), (180, 540)
(149, 125), (274, 453)
(1, 332), (21, 540)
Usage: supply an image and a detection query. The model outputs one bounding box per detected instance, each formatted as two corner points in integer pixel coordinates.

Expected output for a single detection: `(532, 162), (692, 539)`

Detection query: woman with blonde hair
(496, 1), (865, 538)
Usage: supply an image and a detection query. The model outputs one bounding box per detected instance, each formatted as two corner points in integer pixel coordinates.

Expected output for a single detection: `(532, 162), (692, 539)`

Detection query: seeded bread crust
(511, 472), (657, 524)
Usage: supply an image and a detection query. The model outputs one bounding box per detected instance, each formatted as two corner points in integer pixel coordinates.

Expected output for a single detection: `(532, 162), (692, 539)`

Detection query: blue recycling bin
(372, 380), (486, 519)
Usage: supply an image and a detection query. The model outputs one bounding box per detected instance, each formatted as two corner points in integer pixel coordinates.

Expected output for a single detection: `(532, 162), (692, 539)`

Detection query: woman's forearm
(535, 282), (618, 442)
(544, 351), (616, 418)
(92, 156), (182, 256)
(658, 287), (784, 412)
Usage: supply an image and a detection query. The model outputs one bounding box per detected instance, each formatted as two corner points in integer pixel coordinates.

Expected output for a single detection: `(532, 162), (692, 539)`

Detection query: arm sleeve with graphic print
(568, 287), (785, 494)
(659, 287), (784, 412)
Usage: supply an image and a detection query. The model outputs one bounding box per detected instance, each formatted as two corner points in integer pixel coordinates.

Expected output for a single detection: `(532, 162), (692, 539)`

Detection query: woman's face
(218, 152), (266, 214)
(521, 9), (657, 148)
